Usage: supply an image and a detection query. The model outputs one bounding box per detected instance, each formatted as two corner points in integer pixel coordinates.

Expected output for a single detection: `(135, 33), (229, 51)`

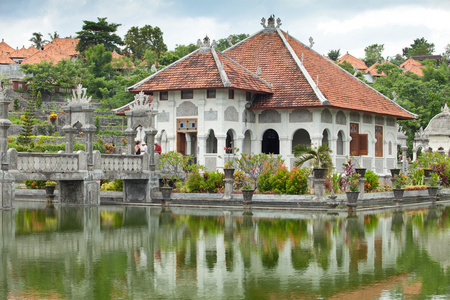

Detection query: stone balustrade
(101, 154), (147, 172)
(9, 150), (85, 172)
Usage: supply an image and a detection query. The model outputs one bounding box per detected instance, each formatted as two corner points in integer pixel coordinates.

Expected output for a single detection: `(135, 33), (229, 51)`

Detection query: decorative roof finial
(227, 35), (233, 47)
(276, 17), (282, 28)
(353, 65), (358, 77)
(392, 91), (398, 102)
(442, 103), (449, 113)
(203, 35), (210, 47)
(309, 37), (314, 48)
(256, 66), (262, 76)
(130, 91), (152, 112)
(151, 63), (157, 73)
(267, 15), (275, 28)
(67, 84), (92, 106)
(260, 17), (266, 28)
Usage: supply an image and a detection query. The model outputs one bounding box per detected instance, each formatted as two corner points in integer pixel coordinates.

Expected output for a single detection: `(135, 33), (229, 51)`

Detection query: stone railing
(101, 154), (146, 172)
(8, 150), (85, 172)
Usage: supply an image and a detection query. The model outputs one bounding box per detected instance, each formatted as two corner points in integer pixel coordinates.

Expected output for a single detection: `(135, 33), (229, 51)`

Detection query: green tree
(48, 31), (60, 40)
(327, 49), (340, 61)
(35, 90), (42, 109)
(173, 43), (199, 58)
(364, 43), (384, 67)
(216, 33), (249, 51)
(85, 44), (113, 78)
(29, 32), (48, 50)
(76, 17), (123, 53)
(20, 61), (58, 94)
(17, 86), (37, 145)
(402, 37), (435, 57)
(159, 52), (178, 66)
(124, 25), (167, 59)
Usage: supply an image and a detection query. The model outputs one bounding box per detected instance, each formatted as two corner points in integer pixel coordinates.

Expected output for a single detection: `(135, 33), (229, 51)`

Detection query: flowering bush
(48, 113), (58, 124)
(186, 170), (224, 193)
(24, 180), (46, 189)
(257, 162), (309, 195)
(393, 173), (407, 189)
(286, 167), (309, 194)
(340, 159), (360, 192)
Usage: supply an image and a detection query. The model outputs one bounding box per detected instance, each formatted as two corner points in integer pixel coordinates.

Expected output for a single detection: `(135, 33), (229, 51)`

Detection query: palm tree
(48, 31), (60, 40)
(293, 143), (331, 168)
(29, 32), (48, 50)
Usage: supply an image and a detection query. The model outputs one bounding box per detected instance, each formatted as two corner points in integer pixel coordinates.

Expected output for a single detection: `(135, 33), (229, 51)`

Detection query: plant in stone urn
(340, 159), (360, 204)
(392, 172), (407, 201)
(158, 151), (193, 200)
(293, 143), (332, 179)
(241, 177), (255, 204)
(45, 180), (57, 196)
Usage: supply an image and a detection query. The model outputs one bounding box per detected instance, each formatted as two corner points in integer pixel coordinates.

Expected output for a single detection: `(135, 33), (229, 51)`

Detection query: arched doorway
(337, 131), (344, 155)
(206, 129), (217, 153)
(322, 129), (329, 146)
(262, 129), (279, 154)
(243, 130), (252, 154)
(291, 129), (311, 152)
(226, 129), (234, 152)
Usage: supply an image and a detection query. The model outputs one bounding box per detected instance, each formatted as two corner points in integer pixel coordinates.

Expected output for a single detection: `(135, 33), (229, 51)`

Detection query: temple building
(120, 15), (416, 174)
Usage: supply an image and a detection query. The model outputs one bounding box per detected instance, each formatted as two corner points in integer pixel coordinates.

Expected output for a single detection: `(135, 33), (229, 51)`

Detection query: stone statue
(260, 17), (266, 28)
(67, 84), (92, 106)
(309, 37), (315, 49)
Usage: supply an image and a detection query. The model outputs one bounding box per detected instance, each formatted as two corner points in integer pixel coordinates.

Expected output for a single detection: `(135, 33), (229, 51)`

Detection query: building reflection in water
(1, 204), (450, 299)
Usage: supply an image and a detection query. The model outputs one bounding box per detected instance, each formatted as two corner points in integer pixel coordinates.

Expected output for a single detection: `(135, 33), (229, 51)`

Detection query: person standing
(135, 141), (141, 155)
(141, 142), (148, 155)
(154, 142), (162, 155)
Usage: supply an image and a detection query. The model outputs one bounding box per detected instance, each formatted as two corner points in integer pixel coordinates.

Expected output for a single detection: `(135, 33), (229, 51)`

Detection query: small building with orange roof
(400, 58), (424, 77)
(111, 51), (135, 71)
(364, 61), (399, 84)
(337, 52), (368, 72)
(120, 16), (415, 173)
(0, 39), (15, 56)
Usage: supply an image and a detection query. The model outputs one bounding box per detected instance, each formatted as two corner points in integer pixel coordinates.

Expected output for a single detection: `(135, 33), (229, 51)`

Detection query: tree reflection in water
(2, 204), (450, 299)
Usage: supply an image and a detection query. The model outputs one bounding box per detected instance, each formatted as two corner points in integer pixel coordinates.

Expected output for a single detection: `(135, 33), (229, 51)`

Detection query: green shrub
(101, 179), (123, 191)
(269, 167), (289, 194)
(186, 170), (204, 192)
(24, 180), (46, 189)
(186, 170), (224, 193)
(286, 167), (309, 195)
(364, 170), (379, 192)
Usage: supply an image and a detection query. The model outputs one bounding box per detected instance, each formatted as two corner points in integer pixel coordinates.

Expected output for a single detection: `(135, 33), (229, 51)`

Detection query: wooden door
(177, 133), (186, 155)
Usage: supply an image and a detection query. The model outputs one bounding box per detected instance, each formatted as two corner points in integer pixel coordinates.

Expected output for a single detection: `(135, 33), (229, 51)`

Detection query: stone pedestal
(59, 179), (100, 205)
(0, 171), (15, 209)
(223, 178), (234, 200)
(123, 179), (150, 202)
(313, 179), (326, 201)
(358, 178), (366, 199)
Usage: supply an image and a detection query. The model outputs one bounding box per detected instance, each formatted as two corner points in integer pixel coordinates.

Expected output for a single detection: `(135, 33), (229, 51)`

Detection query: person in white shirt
(141, 142), (148, 155)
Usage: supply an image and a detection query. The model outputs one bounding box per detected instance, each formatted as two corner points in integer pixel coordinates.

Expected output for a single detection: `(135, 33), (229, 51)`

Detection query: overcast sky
(1, 0), (449, 59)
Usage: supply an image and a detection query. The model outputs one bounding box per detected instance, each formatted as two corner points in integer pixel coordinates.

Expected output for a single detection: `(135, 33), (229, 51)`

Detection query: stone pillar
(223, 178), (234, 200)
(82, 106), (96, 169)
(358, 178), (366, 199)
(401, 146), (408, 174)
(0, 88), (14, 209)
(253, 138), (262, 155)
(62, 106), (74, 153)
(197, 134), (206, 167)
(313, 179), (326, 201)
(145, 128), (158, 171)
(124, 111), (135, 155)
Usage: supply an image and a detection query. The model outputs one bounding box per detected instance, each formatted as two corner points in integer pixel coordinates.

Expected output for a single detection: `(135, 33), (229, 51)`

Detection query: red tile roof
(42, 38), (79, 56)
(400, 58), (424, 77)
(21, 45), (72, 65)
(226, 28), (415, 119)
(127, 19), (415, 120)
(9, 46), (30, 59)
(0, 54), (15, 64)
(129, 47), (272, 94)
(337, 53), (368, 71)
(0, 39), (15, 55)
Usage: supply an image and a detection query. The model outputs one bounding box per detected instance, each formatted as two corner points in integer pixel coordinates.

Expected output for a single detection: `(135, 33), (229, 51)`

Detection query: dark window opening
(207, 89), (216, 98)
(228, 89), (234, 99)
(181, 90), (193, 99)
(160, 91), (168, 100)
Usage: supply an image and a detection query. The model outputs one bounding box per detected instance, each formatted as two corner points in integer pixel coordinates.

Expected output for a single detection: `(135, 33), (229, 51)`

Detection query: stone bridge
(0, 85), (159, 209)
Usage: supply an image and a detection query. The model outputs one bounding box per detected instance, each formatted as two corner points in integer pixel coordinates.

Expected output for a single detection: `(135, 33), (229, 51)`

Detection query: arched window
(243, 130), (252, 154)
(337, 131), (344, 155)
(206, 129), (217, 153)
(262, 129), (279, 154)
(292, 129), (311, 152)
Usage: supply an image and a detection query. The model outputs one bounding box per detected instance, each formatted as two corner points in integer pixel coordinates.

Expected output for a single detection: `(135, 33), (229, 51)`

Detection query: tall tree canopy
(124, 25), (167, 59)
(29, 32), (48, 50)
(327, 49), (340, 61)
(364, 44), (384, 67)
(48, 31), (60, 40)
(76, 17), (124, 53)
(402, 37), (435, 58)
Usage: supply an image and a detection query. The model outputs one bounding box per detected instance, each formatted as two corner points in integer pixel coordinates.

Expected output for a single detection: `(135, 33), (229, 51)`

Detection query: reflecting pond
(1, 203), (450, 299)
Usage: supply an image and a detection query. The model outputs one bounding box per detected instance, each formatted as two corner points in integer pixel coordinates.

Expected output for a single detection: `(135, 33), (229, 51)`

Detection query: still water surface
(1, 203), (450, 299)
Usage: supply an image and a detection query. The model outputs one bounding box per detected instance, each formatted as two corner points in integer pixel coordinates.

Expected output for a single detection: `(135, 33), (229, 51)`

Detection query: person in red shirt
(154, 142), (162, 155)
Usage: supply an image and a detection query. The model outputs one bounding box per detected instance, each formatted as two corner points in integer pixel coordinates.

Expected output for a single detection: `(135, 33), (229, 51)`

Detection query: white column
(197, 134), (206, 167)
(217, 134), (226, 168)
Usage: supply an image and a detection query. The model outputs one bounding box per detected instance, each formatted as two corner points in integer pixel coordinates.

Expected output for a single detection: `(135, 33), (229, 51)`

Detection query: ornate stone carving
(151, 63), (157, 73)
(129, 91), (152, 112)
(321, 109), (332, 123)
(276, 17), (282, 28)
(363, 113), (372, 124)
(176, 101), (198, 117)
(256, 66), (262, 76)
(67, 84), (92, 106)
(392, 91), (398, 102)
(442, 103), (449, 113)
(289, 109), (312, 123)
(309, 37), (314, 48)
(224, 106), (238, 122)
(350, 112), (359, 122)
(259, 110), (281, 123)
(227, 35), (233, 47)
(336, 111), (346, 125)
(260, 17), (266, 28)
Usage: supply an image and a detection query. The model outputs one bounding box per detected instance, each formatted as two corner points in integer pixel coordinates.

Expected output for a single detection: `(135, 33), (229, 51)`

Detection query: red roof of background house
(337, 53), (368, 71)
(129, 45), (272, 94)
(0, 39), (15, 55)
(400, 58), (424, 77)
(21, 45), (72, 65)
(9, 46), (31, 59)
(365, 61), (397, 77)
(42, 38), (79, 56)
(26, 46), (39, 56)
(0, 54), (16, 64)
(111, 51), (136, 69)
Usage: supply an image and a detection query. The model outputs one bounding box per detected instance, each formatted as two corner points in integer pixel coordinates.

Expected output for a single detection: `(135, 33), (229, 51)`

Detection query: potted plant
(390, 168), (401, 177)
(423, 168), (433, 178)
(345, 174), (360, 205)
(241, 180), (255, 204)
(392, 173), (407, 201)
(223, 146), (239, 179)
(293, 143), (331, 179)
(45, 180), (57, 196)
(223, 162), (235, 179)
(158, 151), (193, 202)
(427, 173), (439, 199)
